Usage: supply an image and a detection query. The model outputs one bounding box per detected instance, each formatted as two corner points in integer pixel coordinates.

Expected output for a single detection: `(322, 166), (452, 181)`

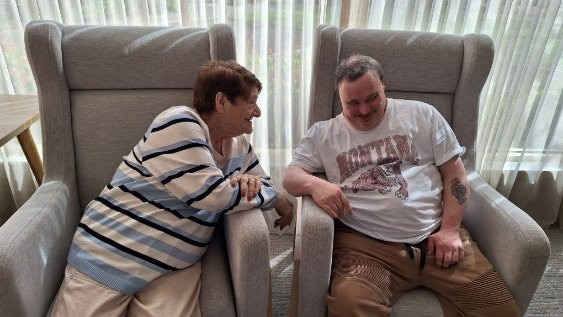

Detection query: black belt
(404, 242), (427, 270)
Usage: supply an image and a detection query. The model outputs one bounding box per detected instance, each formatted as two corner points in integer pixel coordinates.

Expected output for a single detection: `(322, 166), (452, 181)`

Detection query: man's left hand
(427, 227), (464, 268)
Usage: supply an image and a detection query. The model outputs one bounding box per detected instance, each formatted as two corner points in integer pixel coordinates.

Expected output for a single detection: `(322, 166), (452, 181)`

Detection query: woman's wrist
(274, 192), (292, 211)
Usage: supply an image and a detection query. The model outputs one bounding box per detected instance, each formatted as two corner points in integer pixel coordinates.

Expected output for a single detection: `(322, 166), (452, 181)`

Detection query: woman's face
(228, 86), (261, 135)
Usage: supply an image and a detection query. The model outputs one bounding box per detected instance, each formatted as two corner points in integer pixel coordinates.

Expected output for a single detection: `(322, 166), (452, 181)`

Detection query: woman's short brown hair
(193, 60), (262, 114)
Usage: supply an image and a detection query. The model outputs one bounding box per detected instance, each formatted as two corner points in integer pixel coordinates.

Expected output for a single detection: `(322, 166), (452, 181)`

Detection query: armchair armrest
(199, 225), (236, 317)
(0, 180), (80, 317)
(463, 171), (550, 315)
(223, 207), (271, 316)
(293, 195), (334, 317)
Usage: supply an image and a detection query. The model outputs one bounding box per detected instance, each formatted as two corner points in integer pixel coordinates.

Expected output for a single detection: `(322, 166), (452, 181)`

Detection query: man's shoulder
(306, 116), (344, 140)
(391, 98), (433, 108)
(390, 98), (438, 118)
(310, 115), (341, 129)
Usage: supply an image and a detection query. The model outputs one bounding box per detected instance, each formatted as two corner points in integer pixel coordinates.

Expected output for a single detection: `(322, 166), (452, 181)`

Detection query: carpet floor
(269, 227), (563, 317)
(525, 227), (563, 317)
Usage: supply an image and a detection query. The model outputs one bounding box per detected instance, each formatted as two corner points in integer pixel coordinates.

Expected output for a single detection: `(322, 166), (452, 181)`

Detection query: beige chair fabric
(0, 20), (271, 317)
(291, 25), (551, 317)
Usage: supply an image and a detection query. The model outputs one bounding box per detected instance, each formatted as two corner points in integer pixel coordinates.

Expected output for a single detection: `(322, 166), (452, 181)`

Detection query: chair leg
(17, 128), (43, 185)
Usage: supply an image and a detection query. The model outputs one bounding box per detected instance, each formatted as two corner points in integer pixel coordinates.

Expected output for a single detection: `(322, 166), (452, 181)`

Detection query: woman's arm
(141, 111), (274, 213)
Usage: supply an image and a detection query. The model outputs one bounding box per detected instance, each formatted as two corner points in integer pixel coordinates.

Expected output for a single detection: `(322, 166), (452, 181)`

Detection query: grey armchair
(0, 20), (271, 317)
(291, 25), (551, 317)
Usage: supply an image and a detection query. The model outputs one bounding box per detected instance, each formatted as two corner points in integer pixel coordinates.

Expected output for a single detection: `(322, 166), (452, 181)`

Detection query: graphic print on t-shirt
(337, 135), (419, 200)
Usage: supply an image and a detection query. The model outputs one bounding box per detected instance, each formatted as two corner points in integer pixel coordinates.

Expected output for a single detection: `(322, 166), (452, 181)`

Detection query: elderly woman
(48, 60), (293, 316)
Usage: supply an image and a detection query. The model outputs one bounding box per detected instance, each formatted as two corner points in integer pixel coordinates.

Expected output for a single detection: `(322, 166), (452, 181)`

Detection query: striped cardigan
(68, 106), (278, 294)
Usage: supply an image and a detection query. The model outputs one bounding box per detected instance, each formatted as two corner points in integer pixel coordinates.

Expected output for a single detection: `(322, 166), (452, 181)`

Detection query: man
(283, 54), (519, 316)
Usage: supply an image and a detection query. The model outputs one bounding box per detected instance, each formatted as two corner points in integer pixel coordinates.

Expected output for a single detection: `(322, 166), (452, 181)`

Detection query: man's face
(338, 72), (387, 131)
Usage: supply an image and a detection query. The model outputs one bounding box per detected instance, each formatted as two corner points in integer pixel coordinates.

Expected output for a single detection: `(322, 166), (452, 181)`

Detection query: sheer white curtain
(1, 0), (561, 229)
(476, 0), (563, 229)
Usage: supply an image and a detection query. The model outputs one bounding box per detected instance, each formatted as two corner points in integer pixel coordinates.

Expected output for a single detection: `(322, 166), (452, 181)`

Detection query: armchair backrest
(25, 21), (235, 210)
(309, 25), (494, 172)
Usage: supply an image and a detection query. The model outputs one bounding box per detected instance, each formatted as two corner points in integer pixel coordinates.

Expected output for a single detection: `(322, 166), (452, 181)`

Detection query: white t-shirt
(290, 98), (465, 244)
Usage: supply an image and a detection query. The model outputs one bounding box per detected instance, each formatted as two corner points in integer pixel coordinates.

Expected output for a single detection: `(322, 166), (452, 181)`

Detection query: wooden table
(0, 95), (43, 185)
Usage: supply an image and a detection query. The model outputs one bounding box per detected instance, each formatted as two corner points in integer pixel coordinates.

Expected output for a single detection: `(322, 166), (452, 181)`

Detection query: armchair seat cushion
(391, 287), (443, 317)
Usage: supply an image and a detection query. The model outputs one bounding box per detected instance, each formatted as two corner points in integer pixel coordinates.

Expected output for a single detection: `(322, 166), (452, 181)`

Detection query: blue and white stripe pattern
(68, 106), (278, 294)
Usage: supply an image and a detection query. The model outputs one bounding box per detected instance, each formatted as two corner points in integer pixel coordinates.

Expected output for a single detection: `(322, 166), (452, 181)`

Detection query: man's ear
(215, 92), (226, 114)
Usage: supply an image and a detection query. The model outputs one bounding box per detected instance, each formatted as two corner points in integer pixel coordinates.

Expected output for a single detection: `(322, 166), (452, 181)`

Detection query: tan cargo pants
(327, 222), (519, 317)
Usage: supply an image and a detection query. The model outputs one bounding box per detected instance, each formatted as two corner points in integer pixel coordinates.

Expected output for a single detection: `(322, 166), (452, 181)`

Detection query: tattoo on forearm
(450, 178), (467, 205)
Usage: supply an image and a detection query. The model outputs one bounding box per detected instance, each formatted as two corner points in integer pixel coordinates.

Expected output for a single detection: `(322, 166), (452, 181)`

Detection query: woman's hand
(273, 194), (294, 230)
(230, 174), (263, 201)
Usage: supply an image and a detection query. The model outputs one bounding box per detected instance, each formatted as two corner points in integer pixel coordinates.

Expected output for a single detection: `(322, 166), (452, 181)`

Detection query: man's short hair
(335, 54), (384, 89)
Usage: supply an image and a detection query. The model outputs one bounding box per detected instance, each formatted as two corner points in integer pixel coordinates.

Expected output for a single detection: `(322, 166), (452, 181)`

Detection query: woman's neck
(211, 138), (225, 155)
(201, 112), (227, 155)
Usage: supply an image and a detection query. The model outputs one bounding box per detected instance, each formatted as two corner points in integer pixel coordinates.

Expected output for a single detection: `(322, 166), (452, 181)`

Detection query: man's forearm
(282, 165), (318, 197)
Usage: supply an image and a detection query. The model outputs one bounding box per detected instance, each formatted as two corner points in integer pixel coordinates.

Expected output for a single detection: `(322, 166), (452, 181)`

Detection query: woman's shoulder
(153, 106), (206, 127)
(146, 105), (208, 138)
(155, 105), (198, 120)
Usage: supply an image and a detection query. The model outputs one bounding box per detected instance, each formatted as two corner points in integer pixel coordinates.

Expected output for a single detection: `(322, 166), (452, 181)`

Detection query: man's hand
(283, 165), (352, 219)
(427, 227), (464, 268)
(230, 174), (262, 201)
(274, 194), (293, 230)
(310, 181), (353, 218)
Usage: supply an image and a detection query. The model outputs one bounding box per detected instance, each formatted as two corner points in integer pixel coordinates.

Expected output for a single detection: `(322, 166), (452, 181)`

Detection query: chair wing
(293, 24), (550, 317)
(0, 20), (270, 317)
